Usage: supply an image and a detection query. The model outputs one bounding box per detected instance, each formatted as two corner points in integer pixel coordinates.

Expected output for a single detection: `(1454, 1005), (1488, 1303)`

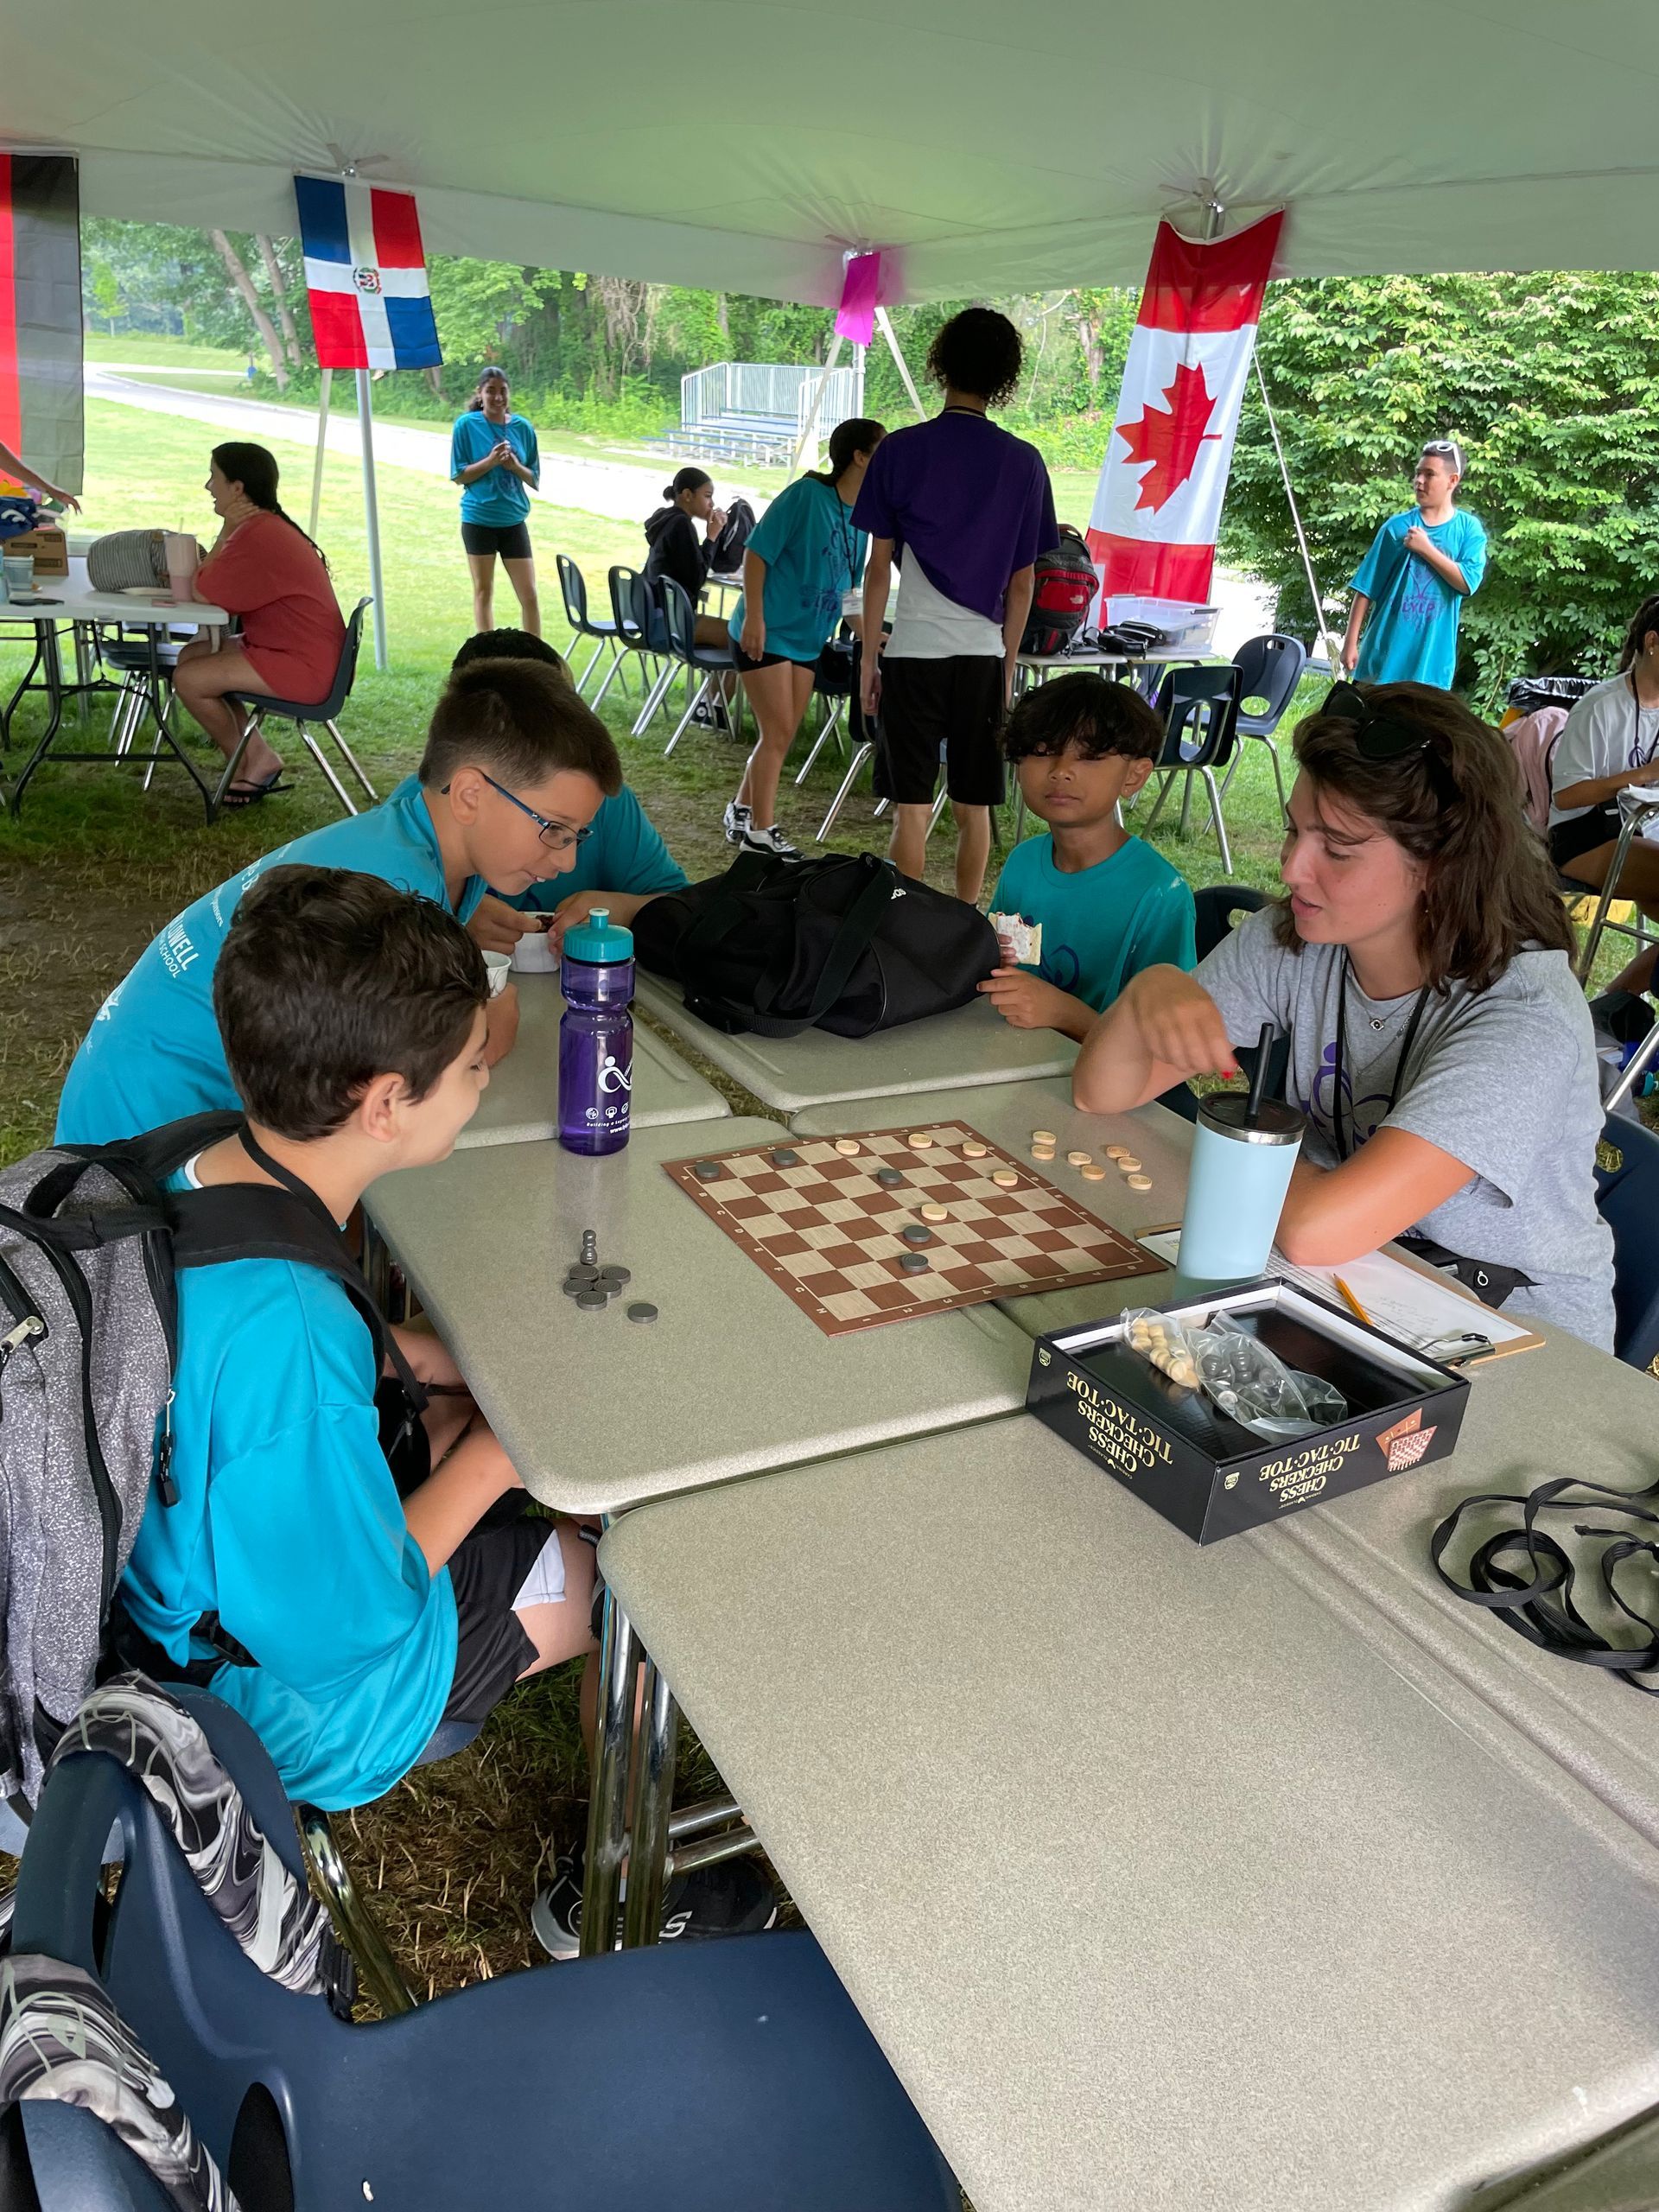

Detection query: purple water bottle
(558, 907), (634, 1156)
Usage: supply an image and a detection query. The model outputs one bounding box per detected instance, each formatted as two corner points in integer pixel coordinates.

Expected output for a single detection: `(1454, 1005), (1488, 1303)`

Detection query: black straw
(1245, 1020), (1275, 1125)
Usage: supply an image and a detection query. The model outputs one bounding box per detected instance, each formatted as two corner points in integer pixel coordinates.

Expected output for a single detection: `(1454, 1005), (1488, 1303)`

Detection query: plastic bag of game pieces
(1122, 1309), (1347, 1441)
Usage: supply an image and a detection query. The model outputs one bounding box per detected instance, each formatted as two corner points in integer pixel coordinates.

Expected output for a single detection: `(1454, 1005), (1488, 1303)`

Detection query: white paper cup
(511, 923), (559, 975)
(481, 949), (513, 997)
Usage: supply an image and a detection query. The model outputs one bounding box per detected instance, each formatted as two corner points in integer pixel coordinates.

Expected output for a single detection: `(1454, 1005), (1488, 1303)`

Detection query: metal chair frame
(1570, 787), (1659, 983)
(649, 578), (743, 755)
(220, 597), (378, 821)
(555, 554), (630, 701)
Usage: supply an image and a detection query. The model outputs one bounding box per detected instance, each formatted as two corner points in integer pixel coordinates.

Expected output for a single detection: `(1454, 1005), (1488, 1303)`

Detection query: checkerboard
(664, 1122), (1165, 1337)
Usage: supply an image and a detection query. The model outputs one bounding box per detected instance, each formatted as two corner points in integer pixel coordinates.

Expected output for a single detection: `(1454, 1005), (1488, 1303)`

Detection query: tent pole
(308, 366), (333, 539)
(791, 332), (844, 472)
(874, 307), (926, 420)
(1252, 355), (1342, 669)
(355, 368), (389, 671)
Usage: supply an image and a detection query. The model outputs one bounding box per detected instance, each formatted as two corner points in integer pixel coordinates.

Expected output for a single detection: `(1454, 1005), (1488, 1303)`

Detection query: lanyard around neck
(1332, 952), (1433, 1163)
(1627, 672), (1659, 771)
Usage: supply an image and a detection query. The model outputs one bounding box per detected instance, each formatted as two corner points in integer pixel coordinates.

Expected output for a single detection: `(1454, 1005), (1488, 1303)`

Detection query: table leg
(580, 1584), (639, 1958)
(621, 1656), (679, 1948)
(6, 621), (67, 815)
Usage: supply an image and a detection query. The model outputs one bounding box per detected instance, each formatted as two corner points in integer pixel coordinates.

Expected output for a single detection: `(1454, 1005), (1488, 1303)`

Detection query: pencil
(1332, 1274), (1372, 1327)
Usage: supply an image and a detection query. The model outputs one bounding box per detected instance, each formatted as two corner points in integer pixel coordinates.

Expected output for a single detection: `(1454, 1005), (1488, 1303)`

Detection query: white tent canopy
(9, 0), (1659, 300)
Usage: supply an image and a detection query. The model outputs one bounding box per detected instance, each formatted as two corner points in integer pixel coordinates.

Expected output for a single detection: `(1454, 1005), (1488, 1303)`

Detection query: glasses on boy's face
(470, 771), (593, 851)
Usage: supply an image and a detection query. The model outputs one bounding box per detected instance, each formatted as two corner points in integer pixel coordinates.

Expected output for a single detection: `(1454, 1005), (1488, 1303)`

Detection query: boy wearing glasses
(1341, 441), (1487, 692)
(55, 659), (621, 1144)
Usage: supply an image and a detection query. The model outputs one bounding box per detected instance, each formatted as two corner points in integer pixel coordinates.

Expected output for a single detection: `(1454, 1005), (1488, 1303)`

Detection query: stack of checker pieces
(664, 1122), (1165, 1338)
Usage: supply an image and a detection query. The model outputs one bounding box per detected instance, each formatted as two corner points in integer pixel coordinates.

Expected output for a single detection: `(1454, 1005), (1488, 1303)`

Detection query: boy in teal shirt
(980, 673), (1195, 1040)
(1342, 440), (1487, 691)
(56, 659), (620, 1144)
(450, 630), (690, 958)
(120, 866), (599, 1809)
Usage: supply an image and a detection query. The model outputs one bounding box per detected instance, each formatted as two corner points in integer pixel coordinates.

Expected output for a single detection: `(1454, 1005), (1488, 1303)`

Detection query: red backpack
(1020, 526), (1096, 656)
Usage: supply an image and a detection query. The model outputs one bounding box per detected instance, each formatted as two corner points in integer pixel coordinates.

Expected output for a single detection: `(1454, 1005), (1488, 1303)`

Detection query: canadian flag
(1087, 211), (1284, 605)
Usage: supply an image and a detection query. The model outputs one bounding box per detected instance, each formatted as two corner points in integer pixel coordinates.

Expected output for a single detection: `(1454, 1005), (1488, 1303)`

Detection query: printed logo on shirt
(158, 918), (200, 980)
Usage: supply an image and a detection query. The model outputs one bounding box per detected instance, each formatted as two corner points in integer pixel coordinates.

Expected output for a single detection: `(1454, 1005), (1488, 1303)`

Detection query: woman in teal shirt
(450, 365), (542, 639)
(722, 416), (885, 858)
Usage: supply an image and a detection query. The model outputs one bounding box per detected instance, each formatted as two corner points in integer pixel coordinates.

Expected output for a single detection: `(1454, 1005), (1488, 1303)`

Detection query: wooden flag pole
(355, 367), (389, 671)
(308, 365), (333, 539)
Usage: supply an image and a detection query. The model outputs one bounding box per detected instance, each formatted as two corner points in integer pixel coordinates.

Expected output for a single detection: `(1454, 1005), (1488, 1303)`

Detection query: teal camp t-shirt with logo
(55, 778), (487, 1146)
(728, 474), (867, 665)
(449, 411), (539, 527)
(119, 1179), (458, 1810)
(988, 831), (1196, 1014)
(1351, 507), (1488, 690)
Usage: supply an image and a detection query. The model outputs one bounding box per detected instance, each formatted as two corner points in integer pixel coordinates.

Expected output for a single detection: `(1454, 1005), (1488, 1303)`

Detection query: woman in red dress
(172, 442), (346, 808)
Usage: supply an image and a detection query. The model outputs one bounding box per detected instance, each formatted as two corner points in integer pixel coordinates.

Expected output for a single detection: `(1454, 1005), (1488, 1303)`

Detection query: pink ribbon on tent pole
(835, 252), (882, 346)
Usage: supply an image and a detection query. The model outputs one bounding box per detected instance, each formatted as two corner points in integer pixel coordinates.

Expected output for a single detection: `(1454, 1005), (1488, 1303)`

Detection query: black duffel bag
(632, 848), (997, 1039)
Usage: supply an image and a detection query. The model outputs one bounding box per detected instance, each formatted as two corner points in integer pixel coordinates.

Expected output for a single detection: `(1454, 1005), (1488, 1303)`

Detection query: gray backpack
(0, 1114), (424, 1821)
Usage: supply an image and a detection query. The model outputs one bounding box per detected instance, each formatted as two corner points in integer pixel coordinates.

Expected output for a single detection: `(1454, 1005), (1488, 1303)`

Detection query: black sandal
(219, 769), (290, 811)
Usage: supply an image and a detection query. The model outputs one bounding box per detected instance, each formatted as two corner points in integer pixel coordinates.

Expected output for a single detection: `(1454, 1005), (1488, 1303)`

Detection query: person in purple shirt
(855, 308), (1058, 902)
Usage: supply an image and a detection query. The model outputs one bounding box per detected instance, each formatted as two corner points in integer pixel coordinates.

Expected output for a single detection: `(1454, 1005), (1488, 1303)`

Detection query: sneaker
(722, 798), (753, 845)
(740, 822), (801, 859)
(531, 1844), (779, 1961)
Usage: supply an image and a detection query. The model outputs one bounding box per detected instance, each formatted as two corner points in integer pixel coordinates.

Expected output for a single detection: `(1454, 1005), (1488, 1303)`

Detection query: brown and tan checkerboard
(664, 1121), (1165, 1336)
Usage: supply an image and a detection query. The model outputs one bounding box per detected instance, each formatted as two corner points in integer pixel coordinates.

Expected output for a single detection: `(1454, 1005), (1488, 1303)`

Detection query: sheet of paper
(1135, 1232), (1535, 1357)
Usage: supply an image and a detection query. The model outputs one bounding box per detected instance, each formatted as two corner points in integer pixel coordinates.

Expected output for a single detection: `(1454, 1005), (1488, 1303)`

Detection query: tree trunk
(210, 231), (289, 388)
(254, 234), (302, 366)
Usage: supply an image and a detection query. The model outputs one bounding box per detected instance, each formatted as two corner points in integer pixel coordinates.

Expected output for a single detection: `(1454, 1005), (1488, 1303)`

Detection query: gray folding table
(601, 1411), (1659, 2212)
(633, 973), (1076, 1120)
(365, 1116), (1034, 1953)
(458, 971), (729, 1148)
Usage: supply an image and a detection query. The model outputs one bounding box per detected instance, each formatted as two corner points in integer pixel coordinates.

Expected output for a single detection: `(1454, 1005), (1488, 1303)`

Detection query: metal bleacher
(645, 360), (867, 467)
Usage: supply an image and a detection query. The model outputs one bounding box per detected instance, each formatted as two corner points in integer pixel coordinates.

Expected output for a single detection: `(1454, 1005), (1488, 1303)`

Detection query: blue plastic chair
(556, 554), (627, 702)
(1592, 1114), (1659, 1370)
(1219, 632), (1307, 815)
(1141, 661), (1244, 869)
(10, 1689), (957, 2212)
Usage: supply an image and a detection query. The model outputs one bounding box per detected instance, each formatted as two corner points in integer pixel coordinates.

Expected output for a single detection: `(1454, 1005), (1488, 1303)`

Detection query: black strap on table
(1431, 1471), (1659, 1691)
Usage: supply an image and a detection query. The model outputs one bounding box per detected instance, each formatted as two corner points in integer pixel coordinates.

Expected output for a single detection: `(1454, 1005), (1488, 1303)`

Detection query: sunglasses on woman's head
(1319, 680), (1459, 798)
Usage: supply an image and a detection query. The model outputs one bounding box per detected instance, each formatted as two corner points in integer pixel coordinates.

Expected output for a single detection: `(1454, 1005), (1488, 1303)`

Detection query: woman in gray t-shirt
(1074, 683), (1615, 1349)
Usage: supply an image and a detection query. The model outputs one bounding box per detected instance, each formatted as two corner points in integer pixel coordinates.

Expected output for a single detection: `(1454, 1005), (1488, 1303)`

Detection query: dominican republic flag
(0, 154), (82, 497)
(1087, 210), (1283, 605)
(293, 175), (442, 372)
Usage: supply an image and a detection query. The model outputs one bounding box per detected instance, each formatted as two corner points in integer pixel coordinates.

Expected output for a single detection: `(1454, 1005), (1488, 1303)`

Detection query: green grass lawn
(84, 332), (249, 371)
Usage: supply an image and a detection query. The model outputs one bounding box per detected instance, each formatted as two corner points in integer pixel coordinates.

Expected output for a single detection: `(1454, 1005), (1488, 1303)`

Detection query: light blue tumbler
(1177, 1092), (1304, 1281)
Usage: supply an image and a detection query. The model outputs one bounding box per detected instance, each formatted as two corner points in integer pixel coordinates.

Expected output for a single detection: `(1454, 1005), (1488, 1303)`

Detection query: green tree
(87, 257), (124, 334)
(1225, 270), (1659, 698)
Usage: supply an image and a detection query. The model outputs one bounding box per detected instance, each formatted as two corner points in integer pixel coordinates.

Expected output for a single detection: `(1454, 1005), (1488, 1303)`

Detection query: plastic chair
(222, 597), (377, 822)
(793, 635), (855, 787)
(656, 578), (742, 756)
(1217, 633), (1306, 815)
(556, 554), (628, 702)
(9, 2094), (180, 2212)
(1592, 1115), (1659, 1370)
(594, 563), (655, 711)
(12, 1689), (957, 2212)
(1141, 664), (1244, 870)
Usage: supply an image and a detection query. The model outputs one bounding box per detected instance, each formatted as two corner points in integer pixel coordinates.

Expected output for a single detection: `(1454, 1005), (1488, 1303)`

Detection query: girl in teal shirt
(450, 365), (542, 639)
(722, 416), (885, 858)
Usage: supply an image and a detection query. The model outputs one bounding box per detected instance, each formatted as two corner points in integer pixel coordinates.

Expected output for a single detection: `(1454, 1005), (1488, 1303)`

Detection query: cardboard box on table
(3, 524), (69, 576)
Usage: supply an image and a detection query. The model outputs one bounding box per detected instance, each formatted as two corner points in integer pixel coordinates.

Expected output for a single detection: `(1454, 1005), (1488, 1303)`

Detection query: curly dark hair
(1003, 672), (1164, 763)
(1272, 682), (1573, 992)
(925, 308), (1024, 408)
(216, 866), (488, 1139)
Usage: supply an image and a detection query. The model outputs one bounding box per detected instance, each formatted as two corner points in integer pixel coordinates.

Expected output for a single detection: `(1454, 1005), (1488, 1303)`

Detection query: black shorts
(461, 520), (533, 561)
(440, 1517), (556, 1726)
(1549, 804), (1619, 871)
(874, 655), (1007, 807)
(732, 639), (818, 674)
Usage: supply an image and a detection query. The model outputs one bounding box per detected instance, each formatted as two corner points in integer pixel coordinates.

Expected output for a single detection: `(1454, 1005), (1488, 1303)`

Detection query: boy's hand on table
(483, 982), (520, 1065)
(468, 894), (540, 954)
(543, 887), (642, 955)
(978, 966), (1082, 1034)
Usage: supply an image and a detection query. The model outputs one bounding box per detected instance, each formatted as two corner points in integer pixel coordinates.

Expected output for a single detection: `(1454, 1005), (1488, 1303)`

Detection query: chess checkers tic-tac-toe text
(664, 1123), (1164, 1337)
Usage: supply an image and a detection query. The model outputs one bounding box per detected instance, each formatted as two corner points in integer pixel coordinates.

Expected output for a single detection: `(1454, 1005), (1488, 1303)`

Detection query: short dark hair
(418, 659), (621, 794)
(1003, 672), (1165, 764)
(214, 866), (489, 1140)
(450, 628), (569, 678)
(925, 308), (1024, 408)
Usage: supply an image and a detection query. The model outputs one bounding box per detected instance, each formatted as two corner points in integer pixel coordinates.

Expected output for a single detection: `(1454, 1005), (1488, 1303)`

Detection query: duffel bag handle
(745, 854), (896, 1037)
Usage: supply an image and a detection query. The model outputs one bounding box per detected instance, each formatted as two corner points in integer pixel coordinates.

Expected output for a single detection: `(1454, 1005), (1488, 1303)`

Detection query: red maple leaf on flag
(1116, 359), (1220, 512)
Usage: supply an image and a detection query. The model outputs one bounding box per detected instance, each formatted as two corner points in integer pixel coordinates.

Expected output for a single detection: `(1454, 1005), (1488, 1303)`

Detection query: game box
(1025, 1279), (1470, 1544)
(3, 524), (68, 576)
